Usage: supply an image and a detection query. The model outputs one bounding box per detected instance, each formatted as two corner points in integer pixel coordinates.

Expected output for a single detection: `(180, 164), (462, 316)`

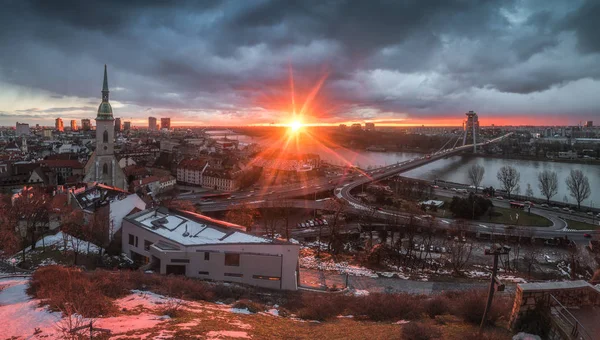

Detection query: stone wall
(509, 280), (600, 331)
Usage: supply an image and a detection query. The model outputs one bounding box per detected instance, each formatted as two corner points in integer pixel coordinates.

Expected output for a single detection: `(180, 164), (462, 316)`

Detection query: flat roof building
(122, 207), (300, 290)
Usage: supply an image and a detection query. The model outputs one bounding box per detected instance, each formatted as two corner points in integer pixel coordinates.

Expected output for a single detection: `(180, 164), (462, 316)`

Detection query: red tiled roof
(41, 159), (84, 169)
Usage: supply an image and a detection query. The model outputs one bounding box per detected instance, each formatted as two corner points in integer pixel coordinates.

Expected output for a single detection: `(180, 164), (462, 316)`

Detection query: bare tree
(448, 220), (472, 275)
(224, 203), (258, 231)
(259, 201), (281, 239)
(522, 245), (540, 281)
(537, 170), (558, 204)
(525, 184), (534, 200)
(324, 198), (348, 255)
(565, 169), (591, 210)
(467, 164), (485, 193)
(496, 165), (520, 199)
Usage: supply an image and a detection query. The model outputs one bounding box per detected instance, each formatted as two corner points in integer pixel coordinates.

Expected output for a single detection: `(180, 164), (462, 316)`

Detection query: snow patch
(206, 330), (250, 339)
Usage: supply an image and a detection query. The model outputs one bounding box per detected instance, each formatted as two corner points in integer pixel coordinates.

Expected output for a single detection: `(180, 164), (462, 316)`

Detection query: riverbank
(473, 153), (600, 166)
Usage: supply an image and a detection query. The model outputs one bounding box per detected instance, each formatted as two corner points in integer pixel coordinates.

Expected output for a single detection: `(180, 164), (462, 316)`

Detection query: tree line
(466, 163), (592, 209)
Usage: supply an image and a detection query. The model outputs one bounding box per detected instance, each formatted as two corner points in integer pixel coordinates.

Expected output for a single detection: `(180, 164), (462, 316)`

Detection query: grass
(565, 219), (600, 230)
(432, 200), (552, 227)
(482, 206), (552, 227)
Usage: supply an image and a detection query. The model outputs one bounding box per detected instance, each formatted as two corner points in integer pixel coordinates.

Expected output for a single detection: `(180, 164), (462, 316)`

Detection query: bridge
(190, 131), (596, 242)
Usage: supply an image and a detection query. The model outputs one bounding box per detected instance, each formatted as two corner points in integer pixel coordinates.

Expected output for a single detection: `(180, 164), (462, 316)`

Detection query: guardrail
(549, 294), (593, 340)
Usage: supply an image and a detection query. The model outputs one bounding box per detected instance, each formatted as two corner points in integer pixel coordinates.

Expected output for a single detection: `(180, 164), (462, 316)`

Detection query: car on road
(541, 204), (549, 208)
(553, 206), (561, 210)
(495, 196), (504, 200)
(451, 188), (457, 191)
(431, 185), (439, 188)
(587, 212), (594, 216)
(584, 233), (592, 238)
(523, 201), (534, 206)
(562, 207), (570, 212)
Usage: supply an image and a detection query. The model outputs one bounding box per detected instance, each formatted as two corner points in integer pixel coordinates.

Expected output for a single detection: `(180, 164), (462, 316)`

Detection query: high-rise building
(161, 117), (171, 130)
(586, 121), (593, 128)
(148, 117), (157, 130)
(82, 65), (127, 190)
(16, 122), (30, 136)
(55, 118), (64, 132)
(115, 117), (122, 132)
(123, 121), (131, 130)
(365, 122), (375, 131)
(42, 129), (53, 139)
(351, 123), (362, 132)
(463, 110), (480, 151)
(81, 119), (91, 131)
(70, 120), (78, 131)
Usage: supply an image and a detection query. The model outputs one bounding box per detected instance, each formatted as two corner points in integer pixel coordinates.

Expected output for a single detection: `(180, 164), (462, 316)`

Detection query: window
(198, 271), (209, 275)
(171, 259), (190, 263)
(103, 130), (108, 143)
(128, 234), (134, 246)
(224, 253), (240, 267)
(224, 273), (243, 278)
(252, 275), (281, 281)
(103, 163), (108, 175)
(144, 240), (152, 251)
(135, 236), (138, 247)
(204, 252), (210, 261)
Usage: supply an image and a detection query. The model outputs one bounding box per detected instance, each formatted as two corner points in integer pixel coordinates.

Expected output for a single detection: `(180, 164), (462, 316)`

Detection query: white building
(122, 207), (300, 290)
(72, 184), (146, 239)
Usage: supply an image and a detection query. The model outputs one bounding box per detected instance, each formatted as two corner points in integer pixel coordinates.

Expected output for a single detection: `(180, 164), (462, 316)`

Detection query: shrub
(28, 266), (115, 318)
(233, 299), (265, 313)
(296, 294), (347, 321)
(89, 270), (133, 298)
(424, 295), (450, 318)
(401, 322), (441, 340)
(157, 298), (186, 318)
(449, 290), (512, 326)
(351, 293), (424, 321)
(211, 284), (251, 301)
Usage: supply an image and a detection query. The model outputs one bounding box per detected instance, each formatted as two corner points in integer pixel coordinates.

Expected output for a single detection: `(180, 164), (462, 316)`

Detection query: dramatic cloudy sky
(1, 0), (599, 127)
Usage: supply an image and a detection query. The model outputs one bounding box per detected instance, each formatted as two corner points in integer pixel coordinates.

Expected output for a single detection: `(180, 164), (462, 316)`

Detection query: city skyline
(0, 1), (599, 127)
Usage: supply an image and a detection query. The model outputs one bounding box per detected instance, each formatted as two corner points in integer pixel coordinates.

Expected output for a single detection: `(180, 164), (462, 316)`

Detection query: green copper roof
(102, 64), (109, 92)
(97, 64), (114, 119)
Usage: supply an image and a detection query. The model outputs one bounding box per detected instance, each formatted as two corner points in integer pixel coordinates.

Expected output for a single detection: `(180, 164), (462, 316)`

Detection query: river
(231, 133), (600, 206)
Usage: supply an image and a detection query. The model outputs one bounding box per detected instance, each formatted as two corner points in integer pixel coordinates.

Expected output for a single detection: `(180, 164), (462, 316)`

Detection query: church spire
(102, 64), (109, 102)
(97, 64), (113, 119)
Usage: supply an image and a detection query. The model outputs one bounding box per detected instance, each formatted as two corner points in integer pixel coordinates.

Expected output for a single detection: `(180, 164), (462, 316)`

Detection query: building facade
(55, 118), (64, 132)
(70, 120), (78, 131)
(115, 118), (122, 132)
(83, 65), (128, 190)
(122, 208), (300, 290)
(81, 119), (91, 131)
(16, 122), (30, 136)
(149, 117), (157, 130)
(160, 118), (171, 130)
(123, 121), (131, 130)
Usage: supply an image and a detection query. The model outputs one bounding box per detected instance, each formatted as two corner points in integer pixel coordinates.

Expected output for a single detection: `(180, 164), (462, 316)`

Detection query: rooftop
(126, 207), (278, 247)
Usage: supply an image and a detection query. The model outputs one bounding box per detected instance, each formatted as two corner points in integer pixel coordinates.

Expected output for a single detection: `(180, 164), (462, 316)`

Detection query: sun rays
(247, 67), (378, 196)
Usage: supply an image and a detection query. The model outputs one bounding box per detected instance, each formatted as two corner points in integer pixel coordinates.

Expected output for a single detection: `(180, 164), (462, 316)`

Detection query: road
(184, 132), (595, 242)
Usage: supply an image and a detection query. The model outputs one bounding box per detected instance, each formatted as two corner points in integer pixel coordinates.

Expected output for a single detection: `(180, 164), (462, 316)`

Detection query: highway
(185, 132), (595, 242)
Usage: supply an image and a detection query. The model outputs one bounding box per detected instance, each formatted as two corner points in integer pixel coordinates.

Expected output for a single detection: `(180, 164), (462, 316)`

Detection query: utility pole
(480, 244), (510, 332)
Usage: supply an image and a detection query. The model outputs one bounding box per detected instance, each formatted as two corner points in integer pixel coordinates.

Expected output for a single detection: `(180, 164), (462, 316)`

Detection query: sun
(289, 120), (303, 132)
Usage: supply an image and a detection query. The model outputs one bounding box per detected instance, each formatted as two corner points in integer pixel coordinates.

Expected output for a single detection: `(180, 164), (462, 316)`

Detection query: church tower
(83, 65), (127, 190)
(96, 65), (115, 157)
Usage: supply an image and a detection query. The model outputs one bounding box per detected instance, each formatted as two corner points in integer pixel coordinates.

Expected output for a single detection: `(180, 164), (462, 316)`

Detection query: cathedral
(83, 65), (128, 190)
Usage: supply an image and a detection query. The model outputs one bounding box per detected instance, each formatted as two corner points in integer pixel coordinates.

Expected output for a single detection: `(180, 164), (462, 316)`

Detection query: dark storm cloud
(0, 0), (599, 123)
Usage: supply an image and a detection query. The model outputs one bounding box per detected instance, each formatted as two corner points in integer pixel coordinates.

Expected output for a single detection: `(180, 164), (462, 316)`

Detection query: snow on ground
(0, 277), (61, 339)
(353, 289), (370, 296)
(19, 231), (101, 256)
(206, 330), (251, 339)
(230, 307), (252, 314)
